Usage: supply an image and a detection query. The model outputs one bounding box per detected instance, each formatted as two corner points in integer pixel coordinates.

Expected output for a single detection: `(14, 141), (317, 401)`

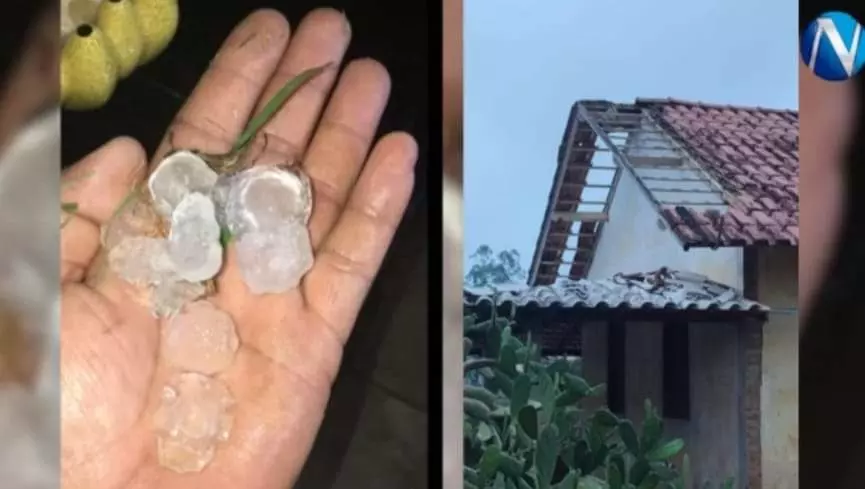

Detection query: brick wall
(740, 320), (763, 489)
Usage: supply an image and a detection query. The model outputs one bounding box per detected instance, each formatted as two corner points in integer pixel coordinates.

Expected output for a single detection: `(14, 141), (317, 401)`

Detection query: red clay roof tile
(638, 98), (798, 248)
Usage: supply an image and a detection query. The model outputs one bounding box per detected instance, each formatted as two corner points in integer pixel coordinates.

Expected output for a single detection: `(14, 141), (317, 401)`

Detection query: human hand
(799, 61), (856, 316)
(60, 9), (416, 489)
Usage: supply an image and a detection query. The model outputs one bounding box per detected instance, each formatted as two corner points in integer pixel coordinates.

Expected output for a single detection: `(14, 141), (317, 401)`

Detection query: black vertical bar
(800, 2), (865, 488)
(428, 0), (445, 487)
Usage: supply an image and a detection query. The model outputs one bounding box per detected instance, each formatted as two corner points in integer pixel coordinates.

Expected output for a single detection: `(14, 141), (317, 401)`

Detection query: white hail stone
(150, 279), (207, 319)
(100, 189), (163, 252)
(222, 166), (312, 237)
(162, 301), (239, 375)
(235, 221), (314, 294)
(148, 151), (219, 218)
(152, 372), (234, 474)
(106, 235), (206, 317)
(108, 236), (174, 285)
(168, 193), (223, 283)
(214, 166), (315, 294)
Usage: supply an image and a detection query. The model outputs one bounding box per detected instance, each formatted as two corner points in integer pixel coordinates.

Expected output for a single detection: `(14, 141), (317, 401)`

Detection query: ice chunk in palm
(101, 188), (163, 251)
(163, 301), (239, 374)
(223, 166), (312, 236)
(168, 193), (222, 282)
(235, 221), (313, 294)
(217, 166), (314, 293)
(151, 279), (206, 318)
(148, 151), (219, 218)
(152, 372), (234, 473)
(106, 235), (206, 317)
(108, 236), (174, 285)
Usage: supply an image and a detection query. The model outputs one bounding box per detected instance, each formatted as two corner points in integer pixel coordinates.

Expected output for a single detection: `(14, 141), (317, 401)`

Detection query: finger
(154, 10), (291, 161)
(304, 58), (391, 248)
(61, 138), (147, 283)
(302, 132), (416, 343)
(249, 8), (352, 165)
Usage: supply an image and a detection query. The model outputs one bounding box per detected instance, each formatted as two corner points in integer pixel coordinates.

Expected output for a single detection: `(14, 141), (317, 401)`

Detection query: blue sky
(463, 0), (799, 269)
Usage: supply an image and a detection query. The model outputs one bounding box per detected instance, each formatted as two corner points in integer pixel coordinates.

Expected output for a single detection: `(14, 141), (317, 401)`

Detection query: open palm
(59, 9), (416, 489)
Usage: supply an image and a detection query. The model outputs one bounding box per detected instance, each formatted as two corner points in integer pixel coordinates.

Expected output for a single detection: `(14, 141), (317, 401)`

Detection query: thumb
(61, 137), (147, 283)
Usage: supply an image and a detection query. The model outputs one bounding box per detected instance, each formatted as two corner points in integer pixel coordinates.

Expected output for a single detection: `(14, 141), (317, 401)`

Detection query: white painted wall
(586, 169), (744, 289)
(757, 247), (798, 489)
(583, 124), (797, 488)
(624, 120), (726, 210)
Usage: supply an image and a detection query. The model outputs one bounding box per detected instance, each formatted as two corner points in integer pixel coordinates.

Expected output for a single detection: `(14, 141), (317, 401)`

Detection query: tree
(465, 245), (527, 288)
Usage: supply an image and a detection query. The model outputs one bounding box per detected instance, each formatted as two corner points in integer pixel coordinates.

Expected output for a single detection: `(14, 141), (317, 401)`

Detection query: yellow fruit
(63, 0), (103, 37)
(133, 0), (179, 64)
(61, 24), (119, 111)
(60, 0), (179, 110)
(96, 0), (143, 78)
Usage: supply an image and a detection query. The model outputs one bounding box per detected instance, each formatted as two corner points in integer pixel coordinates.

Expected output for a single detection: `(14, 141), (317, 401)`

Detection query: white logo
(807, 17), (862, 77)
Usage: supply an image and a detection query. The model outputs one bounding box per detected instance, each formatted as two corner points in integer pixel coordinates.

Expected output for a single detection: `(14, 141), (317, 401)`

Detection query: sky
(463, 0), (799, 271)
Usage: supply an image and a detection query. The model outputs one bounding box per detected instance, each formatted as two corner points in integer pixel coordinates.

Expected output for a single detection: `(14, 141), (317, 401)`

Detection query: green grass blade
(61, 202), (79, 213)
(110, 186), (140, 220)
(219, 226), (233, 247)
(231, 62), (333, 153)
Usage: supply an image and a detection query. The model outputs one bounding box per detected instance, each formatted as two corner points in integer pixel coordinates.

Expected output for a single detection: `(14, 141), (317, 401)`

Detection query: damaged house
(520, 98), (797, 489)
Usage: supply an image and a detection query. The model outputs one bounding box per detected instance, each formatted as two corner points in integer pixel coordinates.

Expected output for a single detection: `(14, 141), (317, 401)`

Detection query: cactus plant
(463, 301), (735, 489)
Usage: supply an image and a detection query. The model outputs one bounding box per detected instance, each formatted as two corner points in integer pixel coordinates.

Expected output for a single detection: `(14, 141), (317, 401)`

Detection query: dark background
(63, 1), (432, 487)
(799, 1), (865, 489)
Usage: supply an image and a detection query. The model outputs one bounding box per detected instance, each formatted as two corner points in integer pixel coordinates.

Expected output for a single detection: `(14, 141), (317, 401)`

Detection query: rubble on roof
(464, 267), (767, 312)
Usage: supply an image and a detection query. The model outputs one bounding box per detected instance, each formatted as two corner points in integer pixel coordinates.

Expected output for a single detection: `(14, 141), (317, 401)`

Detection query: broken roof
(529, 98), (798, 284)
(644, 98), (798, 247)
(465, 267), (767, 312)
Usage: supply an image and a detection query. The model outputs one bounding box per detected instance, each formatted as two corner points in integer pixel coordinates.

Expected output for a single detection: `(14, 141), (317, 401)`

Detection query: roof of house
(464, 267), (767, 312)
(641, 98), (798, 247)
(528, 98), (798, 284)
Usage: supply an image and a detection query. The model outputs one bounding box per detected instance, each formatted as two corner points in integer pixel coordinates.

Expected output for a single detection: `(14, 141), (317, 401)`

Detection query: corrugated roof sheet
(464, 268), (767, 312)
(639, 98), (798, 247)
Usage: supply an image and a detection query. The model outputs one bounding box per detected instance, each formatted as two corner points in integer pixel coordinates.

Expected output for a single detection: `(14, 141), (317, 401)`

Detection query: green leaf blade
(219, 226), (233, 247)
(232, 62), (332, 153)
(61, 202), (79, 213)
